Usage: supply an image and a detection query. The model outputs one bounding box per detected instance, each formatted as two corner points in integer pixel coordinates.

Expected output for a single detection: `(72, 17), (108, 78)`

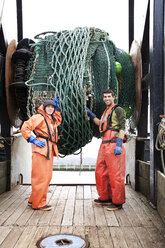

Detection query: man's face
(103, 93), (115, 106)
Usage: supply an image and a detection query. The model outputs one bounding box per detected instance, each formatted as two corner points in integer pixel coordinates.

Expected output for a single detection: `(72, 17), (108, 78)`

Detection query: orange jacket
(21, 104), (62, 158)
(99, 104), (117, 133)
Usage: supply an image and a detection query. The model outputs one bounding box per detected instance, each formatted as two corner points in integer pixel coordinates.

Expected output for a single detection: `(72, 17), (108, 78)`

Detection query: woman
(21, 98), (62, 211)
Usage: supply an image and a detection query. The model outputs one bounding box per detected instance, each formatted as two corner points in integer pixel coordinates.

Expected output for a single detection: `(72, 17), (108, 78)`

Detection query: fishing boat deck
(0, 184), (165, 248)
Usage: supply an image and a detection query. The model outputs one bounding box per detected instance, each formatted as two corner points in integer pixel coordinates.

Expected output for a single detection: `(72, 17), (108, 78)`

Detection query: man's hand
(114, 138), (123, 155)
(29, 135), (46, 148)
(86, 107), (96, 120)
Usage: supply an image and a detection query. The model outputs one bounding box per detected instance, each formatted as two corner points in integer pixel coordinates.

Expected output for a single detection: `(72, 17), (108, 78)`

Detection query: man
(87, 88), (126, 210)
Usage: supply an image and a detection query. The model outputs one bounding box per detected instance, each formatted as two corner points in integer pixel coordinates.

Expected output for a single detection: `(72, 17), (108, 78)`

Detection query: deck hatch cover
(37, 234), (89, 247)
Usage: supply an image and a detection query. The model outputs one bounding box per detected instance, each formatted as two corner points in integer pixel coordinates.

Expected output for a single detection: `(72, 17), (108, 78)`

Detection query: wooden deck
(0, 185), (165, 248)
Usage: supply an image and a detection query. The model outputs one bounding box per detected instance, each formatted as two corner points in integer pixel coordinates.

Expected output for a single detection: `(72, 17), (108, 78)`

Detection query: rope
(0, 136), (14, 146)
(155, 120), (165, 174)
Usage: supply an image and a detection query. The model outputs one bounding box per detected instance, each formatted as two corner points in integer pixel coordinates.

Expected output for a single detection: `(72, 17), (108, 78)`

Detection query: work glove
(54, 96), (60, 110)
(29, 135), (46, 148)
(86, 107), (96, 120)
(114, 138), (123, 156)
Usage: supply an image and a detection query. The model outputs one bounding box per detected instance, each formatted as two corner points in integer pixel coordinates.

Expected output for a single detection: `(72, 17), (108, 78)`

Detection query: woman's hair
(103, 88), (115, 96)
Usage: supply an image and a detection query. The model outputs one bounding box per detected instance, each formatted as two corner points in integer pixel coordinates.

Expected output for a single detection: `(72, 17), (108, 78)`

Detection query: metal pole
(16, 0), (23, 41)
(129, 0), (134, 50)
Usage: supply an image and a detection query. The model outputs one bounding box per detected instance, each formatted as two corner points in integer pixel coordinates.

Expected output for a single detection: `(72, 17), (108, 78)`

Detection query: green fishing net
(25, 27), (135, 155)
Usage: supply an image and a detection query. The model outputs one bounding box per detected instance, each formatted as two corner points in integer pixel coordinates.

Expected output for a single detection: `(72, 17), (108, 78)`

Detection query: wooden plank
(97, 226), (113, 248)
(0, 185), (20, 202)
(93, 205), (107, 226)
(114, 208), (132, 227)
(15, 206), (34, 226)
(51, 185), (62, 199)
(59, 186), (70, 199)
(73, 226), (85, 238)
(110, 227), (128, 248)
(85, 226), (100, 248)
(73, 199), (84, 226)
(91, 185), (98, 199)
(127, 198), (154, 226)
(76, 185), (84, 199)
(67, 186), (76, 199)
(133, 226), (156, 248)
(123, 202), (143, 227)
(125, 185), (133, 198)
(27, 209), (44, 226)
(121, 227), (143, 248)
(84, 185), (92, 199)
(47, 226), (61, 235)
(0, 227), (24, 248)
(84, 199), (96, 226)
(61, 186), (76, 226)
(0, 185), (29, 215)
(37, 186), (57, 226)
(61, 199), (75, 226)
(3, 198), (28, 226)
(12, 226), (37, 248)
(26, 186), (54, 226)
(49, 199), (66, 225)
(0, 195), (27, 225)
(147, 227), (165, 248)
(60, 226), (73, 234)
(104, 207), (119, 227)
(0, 226), (12, 246)
(27, 226), (49, 248)
(38, 198), (57, 226)
(134, 194), (165, 231)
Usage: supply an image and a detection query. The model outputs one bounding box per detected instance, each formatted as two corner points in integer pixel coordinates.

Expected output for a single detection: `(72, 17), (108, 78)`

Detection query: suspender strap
(35, 113), (56, 160)
(102, 139), (117, 144)
(38, 113), (54, 142)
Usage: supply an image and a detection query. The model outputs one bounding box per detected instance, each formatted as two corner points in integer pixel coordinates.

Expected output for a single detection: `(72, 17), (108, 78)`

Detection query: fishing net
(25, 27), (135, 156)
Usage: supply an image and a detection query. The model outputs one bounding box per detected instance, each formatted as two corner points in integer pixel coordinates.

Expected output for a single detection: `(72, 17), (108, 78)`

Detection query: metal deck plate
(37, 234), (89, 248)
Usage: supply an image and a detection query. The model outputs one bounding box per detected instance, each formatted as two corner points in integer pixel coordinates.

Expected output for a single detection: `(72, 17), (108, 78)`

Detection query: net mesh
(25, 27), (135, 155)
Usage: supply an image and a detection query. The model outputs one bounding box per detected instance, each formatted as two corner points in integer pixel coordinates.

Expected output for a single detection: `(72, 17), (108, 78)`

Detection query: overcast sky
(1, 0), (129, 52)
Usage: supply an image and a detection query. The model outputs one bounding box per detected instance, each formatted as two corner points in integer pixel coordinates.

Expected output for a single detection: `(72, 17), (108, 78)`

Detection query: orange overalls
(95, 104), (126, 205)
(21, 105), (62, 209)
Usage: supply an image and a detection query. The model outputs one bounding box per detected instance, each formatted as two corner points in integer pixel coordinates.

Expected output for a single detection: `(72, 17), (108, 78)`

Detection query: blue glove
(114, 138), (123, 156)
(54, 96), (60, 110)
(86, 107), (96, 120)
(29, 135), (46, 148)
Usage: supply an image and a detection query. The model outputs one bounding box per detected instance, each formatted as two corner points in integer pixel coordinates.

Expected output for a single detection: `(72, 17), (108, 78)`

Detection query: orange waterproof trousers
(28, 150), (53, 209)
(95, 133), (126, 205)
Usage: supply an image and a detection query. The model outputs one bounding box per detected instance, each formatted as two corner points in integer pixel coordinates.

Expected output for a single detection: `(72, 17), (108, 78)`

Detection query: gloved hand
(54, 96), (60, 110)
(29, 135), (46, 148)
(86, 107), (96, 120)
(114, 138), (123, 156)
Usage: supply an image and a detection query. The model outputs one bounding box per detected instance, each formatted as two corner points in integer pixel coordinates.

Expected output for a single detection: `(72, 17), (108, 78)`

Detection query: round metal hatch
(36, 234), (89, 248)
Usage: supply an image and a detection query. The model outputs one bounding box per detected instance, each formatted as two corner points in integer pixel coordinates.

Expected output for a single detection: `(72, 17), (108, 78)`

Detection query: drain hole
(56, 239), (72, 246)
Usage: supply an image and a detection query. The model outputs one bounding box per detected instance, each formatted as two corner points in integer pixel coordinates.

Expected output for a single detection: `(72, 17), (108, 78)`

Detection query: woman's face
(45, 105), (55, 115)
